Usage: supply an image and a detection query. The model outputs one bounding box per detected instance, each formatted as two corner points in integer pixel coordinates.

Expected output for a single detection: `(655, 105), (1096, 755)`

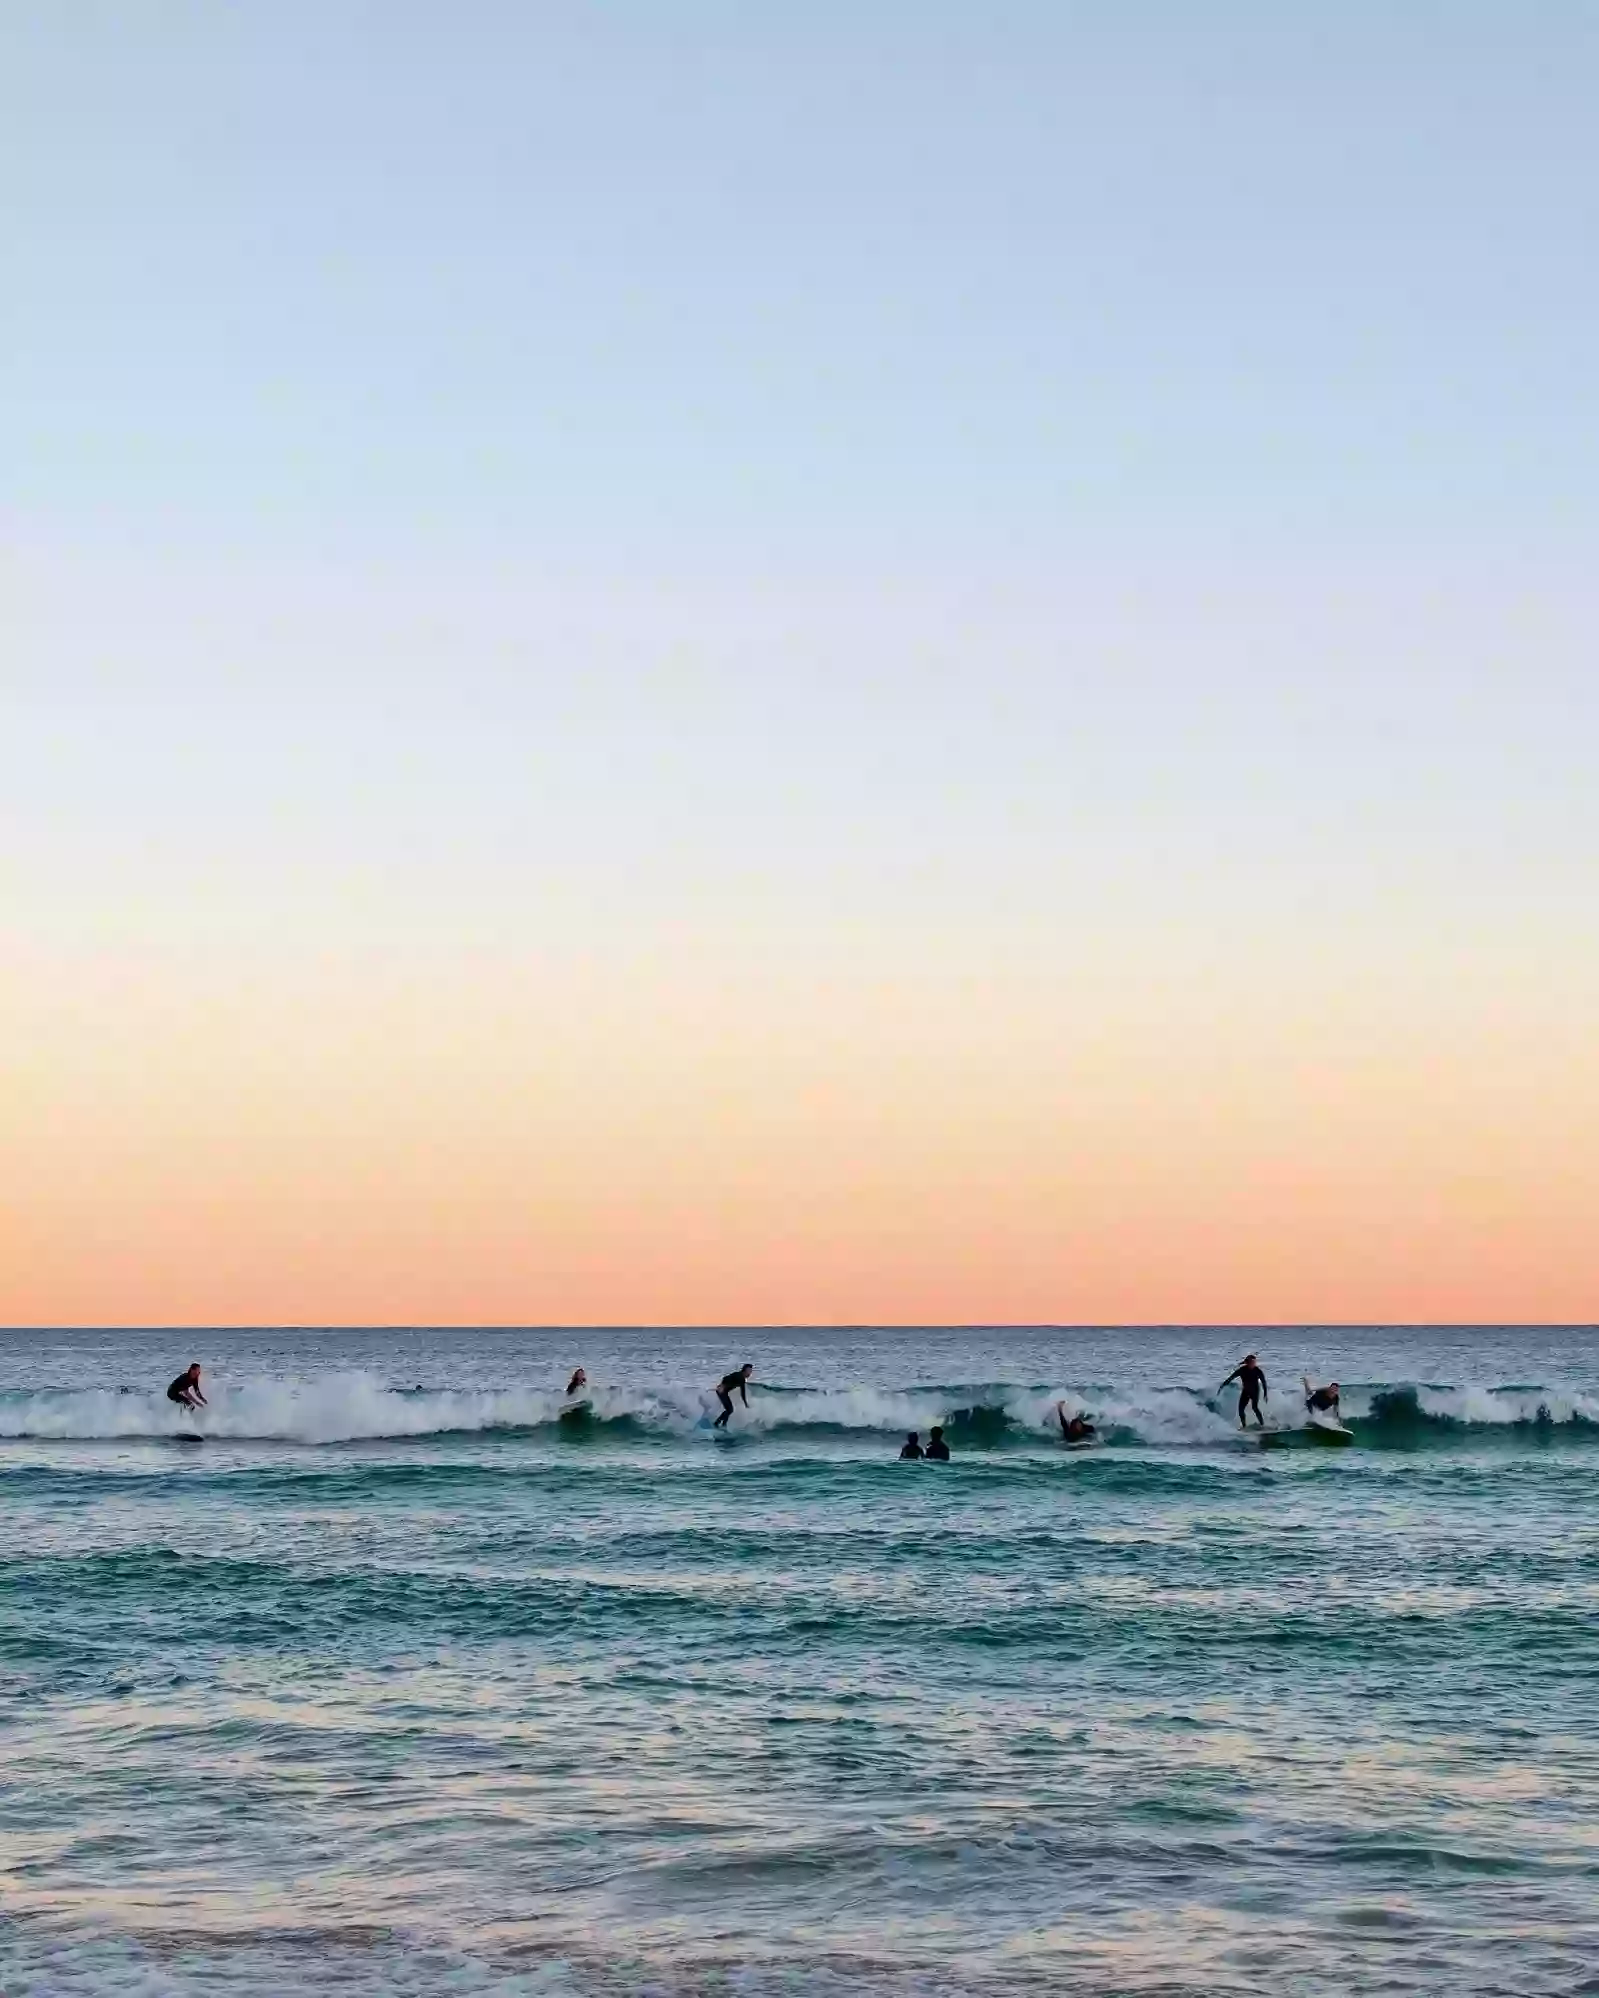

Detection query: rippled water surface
(3, 1324), (1598, 1995)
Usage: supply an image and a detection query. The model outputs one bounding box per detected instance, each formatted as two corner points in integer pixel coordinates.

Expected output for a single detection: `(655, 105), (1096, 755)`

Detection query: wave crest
(1, 1373), (1596, 1448)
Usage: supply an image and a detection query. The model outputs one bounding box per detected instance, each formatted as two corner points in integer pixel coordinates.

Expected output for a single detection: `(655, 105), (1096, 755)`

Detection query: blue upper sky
(7, 2), (1597, 563)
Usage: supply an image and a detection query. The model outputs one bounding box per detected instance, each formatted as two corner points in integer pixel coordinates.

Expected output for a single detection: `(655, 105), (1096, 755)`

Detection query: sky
(4, 2), (1597, 1326)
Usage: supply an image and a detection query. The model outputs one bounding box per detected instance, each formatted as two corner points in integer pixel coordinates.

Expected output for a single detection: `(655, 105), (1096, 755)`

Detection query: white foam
(2, 1372), (1592, 1447)
(0, 1373), (579, 1444)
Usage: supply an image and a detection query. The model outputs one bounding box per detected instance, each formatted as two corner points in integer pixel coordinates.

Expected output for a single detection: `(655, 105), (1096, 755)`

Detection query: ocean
(2, 1324), (1597, 1996)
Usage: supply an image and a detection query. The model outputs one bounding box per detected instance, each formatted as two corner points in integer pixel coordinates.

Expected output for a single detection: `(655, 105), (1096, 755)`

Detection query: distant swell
(2, 1372), (1598, 1450)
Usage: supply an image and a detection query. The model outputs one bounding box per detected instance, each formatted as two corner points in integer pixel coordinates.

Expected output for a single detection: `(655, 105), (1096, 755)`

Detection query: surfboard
(172, 1433), (205, 1445)
(1259, 1418), (1352, 1449)
(558, 1396), (593, 1418)
(1306, 1412), (1354, 1445)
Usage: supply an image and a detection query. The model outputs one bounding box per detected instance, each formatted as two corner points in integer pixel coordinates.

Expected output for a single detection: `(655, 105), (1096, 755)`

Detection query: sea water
(2, 1324), (1597, 1996)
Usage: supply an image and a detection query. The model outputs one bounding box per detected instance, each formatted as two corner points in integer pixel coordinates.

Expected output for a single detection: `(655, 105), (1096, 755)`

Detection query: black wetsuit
(1222, 1363), (1268, 1427)
(714, 1371), (749, 1428)
(924, 1435), (950, 1461)
(1306, 1386), (1339, 1415)
(166, 1374), (200, 1409)
(900, 1439), (924, 1459)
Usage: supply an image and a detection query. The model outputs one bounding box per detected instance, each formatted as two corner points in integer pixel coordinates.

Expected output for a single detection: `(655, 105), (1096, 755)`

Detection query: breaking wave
(2, 1373), (1598, 1450)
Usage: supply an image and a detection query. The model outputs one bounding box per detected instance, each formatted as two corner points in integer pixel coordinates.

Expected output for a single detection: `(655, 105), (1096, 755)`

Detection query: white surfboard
(1306, 1409), (1354, 1444)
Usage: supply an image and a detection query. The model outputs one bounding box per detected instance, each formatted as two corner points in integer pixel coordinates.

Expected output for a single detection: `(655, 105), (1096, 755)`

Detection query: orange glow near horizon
(7, 893), (1597, 1327)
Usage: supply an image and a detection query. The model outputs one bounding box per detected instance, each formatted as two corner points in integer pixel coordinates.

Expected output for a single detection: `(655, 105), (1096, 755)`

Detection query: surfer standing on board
(166, 1364), (207, 1412)
(1220, 1355), (1268, 1429)
(713, 1364), (753, 1428)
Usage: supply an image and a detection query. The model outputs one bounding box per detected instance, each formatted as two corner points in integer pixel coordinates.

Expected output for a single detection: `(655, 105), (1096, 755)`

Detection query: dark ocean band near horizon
(4, 1323), (1598, 1996)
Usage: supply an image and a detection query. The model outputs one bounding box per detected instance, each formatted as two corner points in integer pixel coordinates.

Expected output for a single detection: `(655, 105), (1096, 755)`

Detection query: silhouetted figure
(1056, 1403), (1096, 1444)
(166, 1364), (207, 1412)
(714, 1364), (753, 1428)
(900, 1432), (924, 1460)
(924, 1426), (950, 1460)
(1220, 1355), (1269, 1429)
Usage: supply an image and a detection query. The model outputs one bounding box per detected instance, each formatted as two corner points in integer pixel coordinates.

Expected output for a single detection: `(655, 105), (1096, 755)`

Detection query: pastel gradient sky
(5, 3), (1597, 1325)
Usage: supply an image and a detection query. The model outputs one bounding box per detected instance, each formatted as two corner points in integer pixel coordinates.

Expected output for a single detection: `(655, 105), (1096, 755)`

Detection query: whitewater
(4, 1371), (1596, 1448)
(4, 1322), (1598, 1996)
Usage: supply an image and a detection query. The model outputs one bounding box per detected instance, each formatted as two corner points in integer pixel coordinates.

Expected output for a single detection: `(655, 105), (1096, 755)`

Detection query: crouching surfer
(1056, 1402), (1097, 1445)
(713, 1363), (753, 1428)
(166, 1363), (207, 1413)
(1304, 1380), (1341, 1418)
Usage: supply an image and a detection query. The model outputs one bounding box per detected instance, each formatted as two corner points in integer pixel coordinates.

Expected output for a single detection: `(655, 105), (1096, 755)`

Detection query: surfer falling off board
(1304, 1379), (1341, 1418)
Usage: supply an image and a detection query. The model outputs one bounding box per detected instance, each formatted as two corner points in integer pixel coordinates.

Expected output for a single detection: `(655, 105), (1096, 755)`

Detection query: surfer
(924, 1425), (950, 1461)
(900, 1432), (924, 1459)
(1056, 1403), (1097, 1444)
(565, 1368), (587, 1396)
(165, 1364), (207, 1412)
(1220, 1355), (1268, 1429)
(1304, 1380), (1341, 1417)
(1056, 1402), (1096, 1442)
(713, 1363), (753, 1428)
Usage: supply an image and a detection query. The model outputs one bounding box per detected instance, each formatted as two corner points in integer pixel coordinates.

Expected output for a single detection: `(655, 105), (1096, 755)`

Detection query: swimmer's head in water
(906, 1432), (919, 1445)
(929, 1426), (944, 1440)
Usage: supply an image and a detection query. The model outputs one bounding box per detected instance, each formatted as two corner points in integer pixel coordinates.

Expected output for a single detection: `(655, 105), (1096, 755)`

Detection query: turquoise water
(3, 1325), (1598, 1995)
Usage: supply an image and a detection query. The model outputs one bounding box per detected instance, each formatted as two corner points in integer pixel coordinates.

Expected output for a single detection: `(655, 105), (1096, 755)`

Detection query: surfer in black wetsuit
(1305, 1381), (1341, 1417)
(924, 1426), (950, 1460)
(1220, 1355), (1268, 1429)
(565, 1368), (587, 1396)
(166, 1364), (207, 1412)
(713, 1364), (753, 1428)
(1056, 1402), (1097, 1444)
(900, 1432), (924, 1459)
